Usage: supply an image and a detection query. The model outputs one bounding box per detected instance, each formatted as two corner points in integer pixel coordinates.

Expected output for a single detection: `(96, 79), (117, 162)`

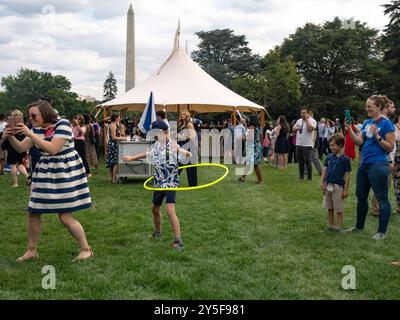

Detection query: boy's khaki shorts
(323, 184), (345, 213)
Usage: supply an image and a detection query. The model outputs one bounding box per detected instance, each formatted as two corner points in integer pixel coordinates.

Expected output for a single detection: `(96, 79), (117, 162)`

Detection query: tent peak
(172, 19), (181, 51)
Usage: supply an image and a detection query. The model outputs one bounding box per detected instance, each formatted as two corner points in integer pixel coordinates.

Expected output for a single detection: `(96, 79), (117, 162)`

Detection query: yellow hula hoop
(143, 163), (229, 191)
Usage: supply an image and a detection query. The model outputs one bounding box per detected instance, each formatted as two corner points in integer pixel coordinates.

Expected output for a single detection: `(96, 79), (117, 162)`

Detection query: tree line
(192, 0), (400, 122)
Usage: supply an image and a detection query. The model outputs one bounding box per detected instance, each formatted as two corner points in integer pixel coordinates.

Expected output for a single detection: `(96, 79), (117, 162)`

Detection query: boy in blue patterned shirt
(320, 134), (351, 232)
(123, 121), (191, 250)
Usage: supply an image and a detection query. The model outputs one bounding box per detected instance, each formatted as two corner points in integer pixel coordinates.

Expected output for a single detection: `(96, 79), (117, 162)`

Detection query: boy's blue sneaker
(172, 240), (184, 251)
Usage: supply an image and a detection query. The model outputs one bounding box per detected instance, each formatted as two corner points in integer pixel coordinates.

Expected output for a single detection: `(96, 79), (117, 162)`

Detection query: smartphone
(6, 116), (24, 135)
(344, 110), (352, 124)
(13, 116), (24, 127)
(6, 116), (15, 131)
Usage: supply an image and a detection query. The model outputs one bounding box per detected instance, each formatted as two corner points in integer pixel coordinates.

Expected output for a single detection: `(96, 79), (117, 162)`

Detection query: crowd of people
(1, 94), (400, 266)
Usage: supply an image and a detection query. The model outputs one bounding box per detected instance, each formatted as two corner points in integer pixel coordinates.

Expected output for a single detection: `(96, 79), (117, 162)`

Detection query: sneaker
(372, 232), (386, 240)
(342, 226), (362, 233)
(148, 231), (162, 239)
(172, 239), (184, 251)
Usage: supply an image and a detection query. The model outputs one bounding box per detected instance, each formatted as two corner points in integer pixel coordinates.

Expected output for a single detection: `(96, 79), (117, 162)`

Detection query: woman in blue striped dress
(4, 100), (93, 263)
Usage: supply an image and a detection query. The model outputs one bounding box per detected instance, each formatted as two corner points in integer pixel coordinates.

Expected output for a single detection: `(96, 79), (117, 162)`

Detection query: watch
(378, 136), (383, 142)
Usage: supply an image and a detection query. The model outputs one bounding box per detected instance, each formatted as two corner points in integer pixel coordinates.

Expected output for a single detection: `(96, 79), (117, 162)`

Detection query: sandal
(73, 247), (94, 262)
(391, 260), (400, 266)
(16, 247), (39, 263)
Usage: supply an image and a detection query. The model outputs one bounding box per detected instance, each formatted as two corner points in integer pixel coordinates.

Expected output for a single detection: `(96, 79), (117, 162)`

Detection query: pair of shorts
(323, 184), (345, 213)
(7, 152), (26, 165)
(152, 191), (176, 206)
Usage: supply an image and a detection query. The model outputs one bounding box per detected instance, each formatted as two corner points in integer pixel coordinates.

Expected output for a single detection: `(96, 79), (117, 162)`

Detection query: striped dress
(29, 119), (92, 214)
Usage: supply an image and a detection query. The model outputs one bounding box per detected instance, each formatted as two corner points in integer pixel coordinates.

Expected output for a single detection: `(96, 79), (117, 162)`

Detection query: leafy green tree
(0, 68), (92, 117)
(1, 68), (71, 110)
(0, 91), (8, 115)
(280, 17), (385, 119)
(192, 29), (261, 87)
(103, 71), (118, 101)
(231, 48), (301, 120)
(382, 0), (400, 102)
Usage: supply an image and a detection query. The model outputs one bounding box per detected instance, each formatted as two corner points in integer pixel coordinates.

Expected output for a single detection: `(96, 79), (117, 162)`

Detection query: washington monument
(125, 4), (135, 92)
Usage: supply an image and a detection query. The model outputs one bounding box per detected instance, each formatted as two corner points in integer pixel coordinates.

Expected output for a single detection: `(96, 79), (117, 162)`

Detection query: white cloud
(0, 0), (390, 100)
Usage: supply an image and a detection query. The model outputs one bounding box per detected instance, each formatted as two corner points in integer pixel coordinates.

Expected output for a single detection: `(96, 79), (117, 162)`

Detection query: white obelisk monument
(125, 4), (135, 92)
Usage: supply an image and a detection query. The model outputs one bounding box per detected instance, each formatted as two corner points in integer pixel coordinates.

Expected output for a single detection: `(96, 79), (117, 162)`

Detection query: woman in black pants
(177, 111), (198, 186)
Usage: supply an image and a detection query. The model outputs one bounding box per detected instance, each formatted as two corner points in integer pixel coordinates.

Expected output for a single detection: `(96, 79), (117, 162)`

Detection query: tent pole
(233, 108), (237, 127)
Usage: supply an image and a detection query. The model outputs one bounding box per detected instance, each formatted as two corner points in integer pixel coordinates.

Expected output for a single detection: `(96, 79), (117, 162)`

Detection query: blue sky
(0, 0), (390, 100)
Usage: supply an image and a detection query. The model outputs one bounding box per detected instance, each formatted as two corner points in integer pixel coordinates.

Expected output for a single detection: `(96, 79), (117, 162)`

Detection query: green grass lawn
(1, 159), (400, 300)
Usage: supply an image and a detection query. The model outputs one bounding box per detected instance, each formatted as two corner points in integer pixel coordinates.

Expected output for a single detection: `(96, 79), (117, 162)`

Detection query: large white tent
(101, 30), (265, 115)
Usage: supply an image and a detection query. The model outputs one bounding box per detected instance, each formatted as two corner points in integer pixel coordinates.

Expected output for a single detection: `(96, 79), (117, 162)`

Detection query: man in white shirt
(0, 113), (6, 175)
(293, 108), (317, 181)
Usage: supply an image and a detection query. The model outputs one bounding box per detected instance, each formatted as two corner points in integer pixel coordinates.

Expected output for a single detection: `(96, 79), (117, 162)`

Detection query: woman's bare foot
(16, 248), (39, 263)
(73, 247), (94, 262)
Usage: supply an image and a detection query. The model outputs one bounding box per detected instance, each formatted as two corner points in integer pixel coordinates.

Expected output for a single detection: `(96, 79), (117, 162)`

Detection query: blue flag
(139, 91), (156, 134)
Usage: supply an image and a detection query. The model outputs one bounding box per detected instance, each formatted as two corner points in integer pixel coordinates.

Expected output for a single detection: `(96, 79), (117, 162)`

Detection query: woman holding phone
(3, 100), (93, 262)
(344, 95), (395, 240)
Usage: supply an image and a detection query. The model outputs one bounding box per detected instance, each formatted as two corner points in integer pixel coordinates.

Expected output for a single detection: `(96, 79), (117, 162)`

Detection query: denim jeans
(356, 163), (391, 234)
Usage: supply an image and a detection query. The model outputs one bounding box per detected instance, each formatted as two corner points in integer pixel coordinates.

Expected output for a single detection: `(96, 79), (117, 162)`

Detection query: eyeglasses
(29, 113), (39, 120)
